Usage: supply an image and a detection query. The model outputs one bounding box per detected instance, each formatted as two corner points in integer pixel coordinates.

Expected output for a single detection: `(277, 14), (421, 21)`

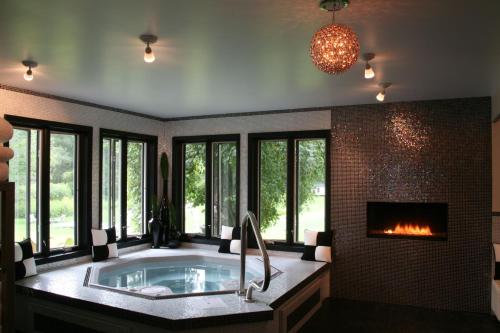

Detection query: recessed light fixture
(376, 82), (392, 102)
(362, 53), (375, 79)
(22, 60), (37, 81)
(310, 0), (360, 75)
(140, 34), (158, 63)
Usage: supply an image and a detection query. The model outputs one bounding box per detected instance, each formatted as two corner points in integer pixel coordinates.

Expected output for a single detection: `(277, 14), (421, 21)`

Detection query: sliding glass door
(249, 131), (329, 246)
(212, 142), (237, 237)
(173, 135), (239, 239)
(100, 129), (157, 241)
(10, 128), (40, 252)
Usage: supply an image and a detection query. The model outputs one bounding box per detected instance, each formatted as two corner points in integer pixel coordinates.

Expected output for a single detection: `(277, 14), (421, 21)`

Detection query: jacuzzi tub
(16, 245), (330, 332)
(85, 254), (281, 299)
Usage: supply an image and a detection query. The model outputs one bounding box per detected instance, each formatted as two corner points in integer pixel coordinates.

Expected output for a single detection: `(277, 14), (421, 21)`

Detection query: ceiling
(0, 0), (499, 119)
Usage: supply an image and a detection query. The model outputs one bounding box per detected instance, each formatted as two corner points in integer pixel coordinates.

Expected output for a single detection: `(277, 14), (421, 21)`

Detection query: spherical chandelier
(310, 0), (360, 75)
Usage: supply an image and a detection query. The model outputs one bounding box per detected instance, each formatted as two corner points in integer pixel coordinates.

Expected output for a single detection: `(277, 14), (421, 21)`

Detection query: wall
(330, 97), (491, 313)
(0, 89), (165, 229)
(493, 121), (500, 212)
(493, 107), (500, 243)
(163, 111), (331, 219)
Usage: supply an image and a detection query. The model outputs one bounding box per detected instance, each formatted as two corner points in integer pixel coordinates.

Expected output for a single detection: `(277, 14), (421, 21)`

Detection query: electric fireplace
(367, 202), (448, 240)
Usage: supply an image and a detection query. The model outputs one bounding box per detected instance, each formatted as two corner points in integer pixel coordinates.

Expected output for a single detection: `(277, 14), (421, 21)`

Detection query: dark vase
(149, 216), (163, 249)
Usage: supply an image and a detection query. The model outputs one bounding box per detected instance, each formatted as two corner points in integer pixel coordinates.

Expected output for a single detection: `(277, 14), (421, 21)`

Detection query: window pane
(127, 141), (145, 236)
(184, 143), (206, 235)
(212, 142), (237, 237)
(259, 140), (287, 241)
(102, 138), (122, 235)
(296, 139), (326, 242)
(11, 128), (41, 252)
(50, 132), (77, 249)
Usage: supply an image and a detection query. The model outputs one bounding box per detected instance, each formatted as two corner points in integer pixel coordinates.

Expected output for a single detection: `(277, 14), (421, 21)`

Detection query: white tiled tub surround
(15, 243), (330, 332)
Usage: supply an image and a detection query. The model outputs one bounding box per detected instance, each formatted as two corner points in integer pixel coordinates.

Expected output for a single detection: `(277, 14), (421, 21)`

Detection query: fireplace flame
(383, 223), (433, 236)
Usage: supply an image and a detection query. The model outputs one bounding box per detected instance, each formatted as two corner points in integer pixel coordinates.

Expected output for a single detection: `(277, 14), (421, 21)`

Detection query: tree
(182, 139), (326, 232)
(127, 142), (144, 234)
(184, 143), (206, 208)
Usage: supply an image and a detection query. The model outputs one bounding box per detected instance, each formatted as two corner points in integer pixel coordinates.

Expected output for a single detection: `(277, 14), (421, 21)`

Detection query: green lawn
(261, 195), (325, 242)
(15, 218), (75, 251)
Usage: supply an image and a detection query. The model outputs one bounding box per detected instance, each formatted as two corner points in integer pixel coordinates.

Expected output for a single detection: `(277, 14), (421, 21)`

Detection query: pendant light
(140, 34), (158, 63)
(310, 0), (360, 75)
(22, 60), (37, 81)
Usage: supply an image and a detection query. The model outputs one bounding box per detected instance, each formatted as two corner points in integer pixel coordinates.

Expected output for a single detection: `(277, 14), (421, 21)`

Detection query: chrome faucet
(238, 211), (271, 302)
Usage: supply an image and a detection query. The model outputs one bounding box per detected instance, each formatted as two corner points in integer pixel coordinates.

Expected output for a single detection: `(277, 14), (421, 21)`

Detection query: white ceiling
(0, 0), (499, 119)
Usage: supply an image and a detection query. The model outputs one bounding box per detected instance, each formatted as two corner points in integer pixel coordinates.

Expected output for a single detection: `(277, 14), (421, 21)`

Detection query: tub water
(87, 255), (279, 299)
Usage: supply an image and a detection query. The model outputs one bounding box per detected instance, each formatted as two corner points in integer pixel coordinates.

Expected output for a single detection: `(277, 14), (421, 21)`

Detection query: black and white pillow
(218, 225), (241, 254)
(301, 230), (332, 263)
(15, 238), (37, 280)
(494, 243), (500, 280)
(91, 227), (118, 262)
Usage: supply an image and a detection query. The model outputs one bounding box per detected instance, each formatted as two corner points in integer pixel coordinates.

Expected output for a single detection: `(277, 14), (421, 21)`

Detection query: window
(173, 135), (239, 239)
(248, 131), (330, 247)
(6, 115), (92, 258)
(10, 128), (41, 251)
(100, 129), (157, 241)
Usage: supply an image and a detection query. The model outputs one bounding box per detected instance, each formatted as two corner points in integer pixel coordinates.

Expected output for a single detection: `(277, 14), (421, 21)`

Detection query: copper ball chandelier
(310, 0), (360, 75)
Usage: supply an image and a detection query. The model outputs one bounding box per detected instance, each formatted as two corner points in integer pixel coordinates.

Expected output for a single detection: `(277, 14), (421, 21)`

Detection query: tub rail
(238, 211), (271, 302)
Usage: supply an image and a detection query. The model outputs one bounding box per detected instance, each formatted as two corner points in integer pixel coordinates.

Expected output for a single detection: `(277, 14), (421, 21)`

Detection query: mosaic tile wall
(493, 216), (500, 243)
(330, 97), (491, 313)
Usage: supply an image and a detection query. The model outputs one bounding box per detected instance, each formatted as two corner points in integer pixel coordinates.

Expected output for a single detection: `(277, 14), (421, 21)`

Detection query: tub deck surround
(15, 244), (329, 330)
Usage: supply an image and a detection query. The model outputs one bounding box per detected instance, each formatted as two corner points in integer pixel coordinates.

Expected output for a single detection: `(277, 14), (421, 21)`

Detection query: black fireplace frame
(366, 201), (448, 241)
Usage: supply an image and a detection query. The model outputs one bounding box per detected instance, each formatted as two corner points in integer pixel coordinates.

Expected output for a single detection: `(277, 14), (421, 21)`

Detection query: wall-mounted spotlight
(362, 53), (375, 79)
(140, 34), (158, 63)
(22, 60), (37, 81)
(376, 82), (391, 102)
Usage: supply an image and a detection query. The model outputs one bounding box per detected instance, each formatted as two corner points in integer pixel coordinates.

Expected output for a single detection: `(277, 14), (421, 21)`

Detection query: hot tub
(16, 246), (330, 332)
(86, 254), (281, 299)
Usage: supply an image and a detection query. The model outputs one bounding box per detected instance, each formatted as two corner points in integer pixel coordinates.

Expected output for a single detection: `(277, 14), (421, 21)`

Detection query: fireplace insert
(367, 202), (448, 240)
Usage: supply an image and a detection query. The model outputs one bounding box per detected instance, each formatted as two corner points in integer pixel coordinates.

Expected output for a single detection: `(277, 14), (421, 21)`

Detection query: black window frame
(248, 130), (330, 250)
(172, 134), (240, 242)
(5, 115), (93, 262)
(99, 128), (157, 242)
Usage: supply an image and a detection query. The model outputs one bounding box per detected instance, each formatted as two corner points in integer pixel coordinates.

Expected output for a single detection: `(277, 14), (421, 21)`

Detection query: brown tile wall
(330, 97), (491, 313)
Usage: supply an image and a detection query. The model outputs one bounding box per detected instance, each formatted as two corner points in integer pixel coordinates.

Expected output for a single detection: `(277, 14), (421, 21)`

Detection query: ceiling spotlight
(140, 34), (158, 63)
(376, 82), (391, 102)
(362, 53), (375, 79)
(22, 60), (37, 81)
